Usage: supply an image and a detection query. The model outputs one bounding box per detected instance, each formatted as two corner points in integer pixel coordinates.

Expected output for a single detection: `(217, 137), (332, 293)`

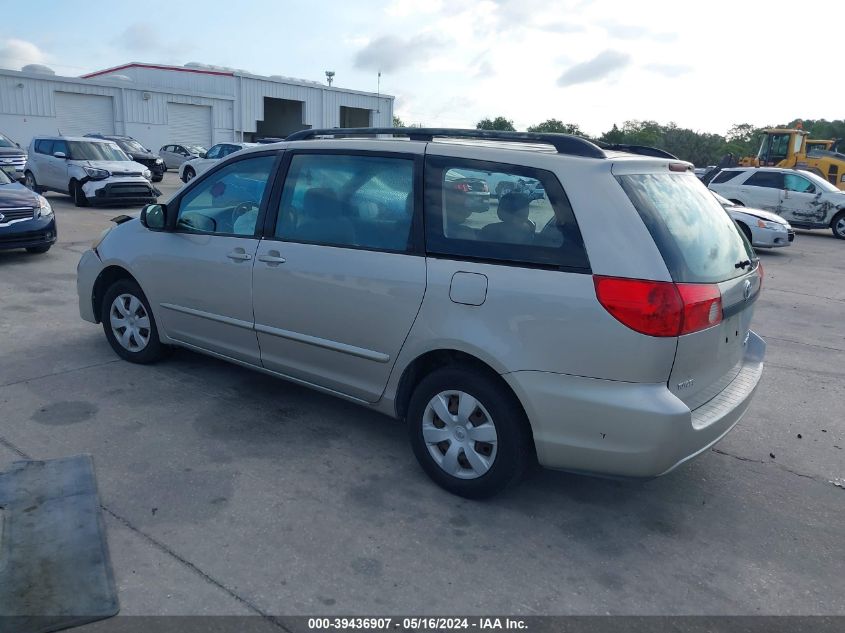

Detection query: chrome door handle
(258, 252), (286, 265)
(226, 250), (252, 261)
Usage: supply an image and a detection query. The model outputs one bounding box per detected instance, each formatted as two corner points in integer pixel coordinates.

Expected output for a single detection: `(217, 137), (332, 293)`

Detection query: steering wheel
(232, 200), (259, 223)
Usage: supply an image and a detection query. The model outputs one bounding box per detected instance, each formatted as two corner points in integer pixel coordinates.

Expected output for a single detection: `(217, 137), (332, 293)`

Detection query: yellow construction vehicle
(738, 128), (845, 190)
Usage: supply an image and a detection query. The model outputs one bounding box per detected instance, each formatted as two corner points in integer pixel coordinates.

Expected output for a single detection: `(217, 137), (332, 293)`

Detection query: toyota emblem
(742, 279), (752, 301)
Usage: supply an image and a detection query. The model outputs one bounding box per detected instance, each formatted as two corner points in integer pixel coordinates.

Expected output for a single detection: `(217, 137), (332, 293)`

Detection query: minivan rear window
(618, 173), (754, 284)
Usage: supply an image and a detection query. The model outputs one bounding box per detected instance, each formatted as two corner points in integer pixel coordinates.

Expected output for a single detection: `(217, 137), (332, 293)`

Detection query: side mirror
(140, 203), (168, 230)
(53, 151), (66, 159)
(199, 152), (207, 159)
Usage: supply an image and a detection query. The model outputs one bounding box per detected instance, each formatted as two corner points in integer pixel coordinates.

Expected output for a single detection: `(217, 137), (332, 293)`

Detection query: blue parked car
(0, 167), (56, 254)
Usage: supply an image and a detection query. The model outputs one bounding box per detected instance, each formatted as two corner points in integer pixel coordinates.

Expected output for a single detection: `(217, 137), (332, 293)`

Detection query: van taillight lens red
(676, 283), (723, 335)
(593, 276), (722, 337)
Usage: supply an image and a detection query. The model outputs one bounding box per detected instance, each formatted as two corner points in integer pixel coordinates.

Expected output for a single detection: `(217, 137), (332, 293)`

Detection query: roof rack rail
(597, 143), (680, 160)
(284, 127), (607, 159)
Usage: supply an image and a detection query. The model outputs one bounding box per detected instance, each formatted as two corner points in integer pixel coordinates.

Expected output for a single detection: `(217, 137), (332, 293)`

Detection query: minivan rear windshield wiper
(734, 259), (752, 270)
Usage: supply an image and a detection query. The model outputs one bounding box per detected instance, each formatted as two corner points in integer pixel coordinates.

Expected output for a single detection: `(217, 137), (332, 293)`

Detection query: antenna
(325, 70), (335, 86)
(377, 71), (381, 114)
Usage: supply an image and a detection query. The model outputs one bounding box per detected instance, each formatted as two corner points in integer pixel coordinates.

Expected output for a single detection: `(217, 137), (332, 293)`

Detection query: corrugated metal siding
(0, 75), (121, 117)
(107, 66), (236, 96)
(122, 90), (232, 129)
(0, 68), (393, 147)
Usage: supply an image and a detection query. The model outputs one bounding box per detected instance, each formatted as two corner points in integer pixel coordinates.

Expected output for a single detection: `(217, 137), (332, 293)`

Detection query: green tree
(527, 119), (585, 136)
(476, 116), (516, 131)
(392, 115), (404, 128)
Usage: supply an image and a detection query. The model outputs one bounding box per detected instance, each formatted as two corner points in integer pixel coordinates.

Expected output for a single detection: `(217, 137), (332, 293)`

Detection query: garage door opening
(255, 98), (309, 139)
(55, 93), (115, 136)
(339, 106), (372, 128)
(167, 103), (212, 149)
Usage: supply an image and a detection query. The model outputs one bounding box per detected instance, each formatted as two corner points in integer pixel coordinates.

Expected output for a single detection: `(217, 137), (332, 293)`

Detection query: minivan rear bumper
(504, 331), (766, 478)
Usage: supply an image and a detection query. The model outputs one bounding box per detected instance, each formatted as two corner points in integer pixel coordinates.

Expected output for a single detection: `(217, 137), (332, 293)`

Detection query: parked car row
(23, 136), (160, 207)
(707, 166), (845, 240)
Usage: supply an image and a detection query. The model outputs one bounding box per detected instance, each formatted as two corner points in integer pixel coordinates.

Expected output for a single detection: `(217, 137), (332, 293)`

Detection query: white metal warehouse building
(0, 62), (394, 151)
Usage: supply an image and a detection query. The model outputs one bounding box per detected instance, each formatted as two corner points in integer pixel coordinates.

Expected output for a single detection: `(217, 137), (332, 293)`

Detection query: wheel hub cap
(422, 390), (498, 480)
(110, 294), (151, 352)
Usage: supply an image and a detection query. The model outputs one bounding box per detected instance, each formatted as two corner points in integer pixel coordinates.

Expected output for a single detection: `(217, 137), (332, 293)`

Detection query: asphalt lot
(0, 171), (843, 618)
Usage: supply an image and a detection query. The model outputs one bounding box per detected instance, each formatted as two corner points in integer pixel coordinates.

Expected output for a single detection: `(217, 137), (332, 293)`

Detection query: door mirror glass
(141, 203), (168, 230)
(53, 151), (66, 159)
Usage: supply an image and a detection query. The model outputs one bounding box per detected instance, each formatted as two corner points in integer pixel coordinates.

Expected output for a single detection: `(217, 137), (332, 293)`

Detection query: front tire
(101, 279), (167, 364)
(24, 171), (40, 193)
(71, 180), (88, 207)
(831, 211), (845, 240)
(407, 366), (533, 498)
(737, 222), (753, 244)
(182, 166), (195, 183)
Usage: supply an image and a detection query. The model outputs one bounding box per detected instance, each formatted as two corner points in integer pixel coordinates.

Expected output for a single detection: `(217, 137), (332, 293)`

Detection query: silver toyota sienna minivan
(76, 128), (766, 498)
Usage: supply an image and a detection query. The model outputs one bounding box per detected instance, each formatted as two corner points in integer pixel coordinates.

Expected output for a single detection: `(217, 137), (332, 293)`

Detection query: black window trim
(167, 149), (285, 239)
(260, 147), (426, 256)
(744, 171), (785, 189)
(423, 155), (592, 274)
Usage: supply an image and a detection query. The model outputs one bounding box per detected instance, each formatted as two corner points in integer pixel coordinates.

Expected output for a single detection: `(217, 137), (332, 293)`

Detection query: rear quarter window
(618, 173), (754, 284)
(711, 170), (744, 184)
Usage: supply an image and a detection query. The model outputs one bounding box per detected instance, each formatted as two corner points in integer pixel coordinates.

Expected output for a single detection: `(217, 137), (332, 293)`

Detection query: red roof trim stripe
(81, 63), (234, 79)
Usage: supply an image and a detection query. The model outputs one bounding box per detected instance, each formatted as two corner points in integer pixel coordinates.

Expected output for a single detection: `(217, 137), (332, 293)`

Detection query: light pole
(325, 70), (335, 86)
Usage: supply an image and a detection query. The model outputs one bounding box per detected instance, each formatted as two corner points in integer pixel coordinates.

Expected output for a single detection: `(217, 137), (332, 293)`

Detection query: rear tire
(26, 244), (51, 254)
(407, 366), (533, 499)
(71, 180), (88, 207)
(182, 166), (195, 183)
(831, 211), (845, 240)
(729, 199), (744, 206)
(101, 279), (168, 364)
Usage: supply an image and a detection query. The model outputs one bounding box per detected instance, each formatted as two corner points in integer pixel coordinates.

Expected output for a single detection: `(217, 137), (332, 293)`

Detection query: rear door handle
(226, 249), (252, 261)
(258, 251), (286, 265)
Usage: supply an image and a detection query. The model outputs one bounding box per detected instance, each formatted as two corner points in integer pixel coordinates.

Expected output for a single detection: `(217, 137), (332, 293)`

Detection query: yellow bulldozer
(738, 128), (845, 190)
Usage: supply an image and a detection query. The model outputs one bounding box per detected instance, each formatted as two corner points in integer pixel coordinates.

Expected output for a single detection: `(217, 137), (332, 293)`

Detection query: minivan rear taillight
(593, 276), (722, 337)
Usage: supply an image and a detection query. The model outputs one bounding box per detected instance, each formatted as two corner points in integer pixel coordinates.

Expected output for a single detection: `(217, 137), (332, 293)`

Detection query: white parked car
(24, 136), (159, 207)
(711, 191), (793, 248)
(159, 144), (207, 171)
(708, 167), (845, 240)
(178, 142), (257, 183)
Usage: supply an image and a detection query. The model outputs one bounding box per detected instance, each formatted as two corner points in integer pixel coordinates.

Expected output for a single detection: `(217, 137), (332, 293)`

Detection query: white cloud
(113, 23), (188, 59)
(645, 63), (691, 78)
(557, 50), (631, 87)
(354, 34), (446, 73)
(0, 39), (48, 71)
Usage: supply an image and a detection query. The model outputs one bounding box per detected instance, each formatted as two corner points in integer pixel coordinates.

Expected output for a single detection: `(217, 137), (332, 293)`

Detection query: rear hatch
(616, 168), (761, 409)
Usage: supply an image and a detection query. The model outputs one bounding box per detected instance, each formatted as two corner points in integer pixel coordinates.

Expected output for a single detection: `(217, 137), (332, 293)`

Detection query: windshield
(0, 133), (15, 148)
(119, 139), (148, 153)
(619, 172), (754, 284)
(799, 170), (839, 193)
(67, 141), (130, 162)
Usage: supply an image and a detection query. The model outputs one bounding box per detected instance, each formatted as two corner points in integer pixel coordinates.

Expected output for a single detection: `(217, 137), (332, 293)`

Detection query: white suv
(24, 136), (159, 207)
(709, 167), (845, 240)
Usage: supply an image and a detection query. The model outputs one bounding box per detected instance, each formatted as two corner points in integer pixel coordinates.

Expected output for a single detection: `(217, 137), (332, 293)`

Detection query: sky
(3, 0), (844, 137)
